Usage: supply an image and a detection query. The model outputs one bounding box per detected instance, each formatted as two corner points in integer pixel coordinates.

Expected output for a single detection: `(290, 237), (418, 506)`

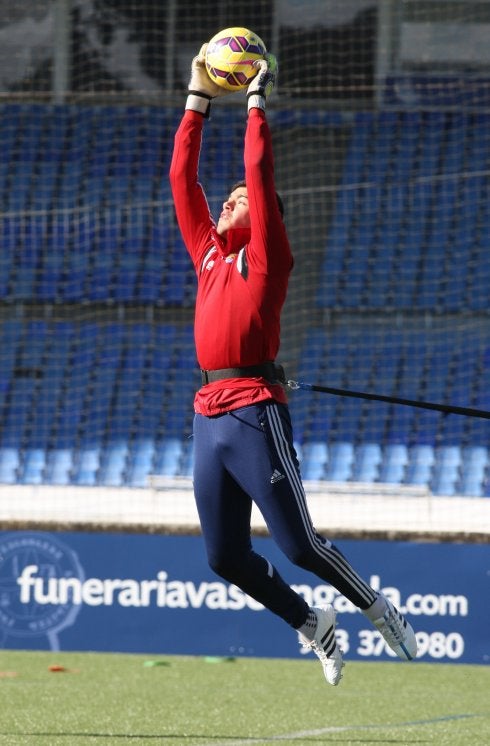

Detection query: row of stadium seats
(290, 326), (490, 448)
(0, 319), (197, 488)
(0, 104), (489, 310)
(298, 442), (489, 497)
(1, 210), (195, 305)
(316, 110), (490, 311)
(289, 325), (490, 496)
(0, 320), (488, 495)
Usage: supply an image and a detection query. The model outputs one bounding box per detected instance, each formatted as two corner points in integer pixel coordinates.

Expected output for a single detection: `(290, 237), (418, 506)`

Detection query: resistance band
(287, 380), (490, 421)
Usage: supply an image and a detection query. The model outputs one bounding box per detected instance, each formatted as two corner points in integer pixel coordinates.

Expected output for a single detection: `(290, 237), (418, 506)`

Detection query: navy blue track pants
(193, 401), (377, 629)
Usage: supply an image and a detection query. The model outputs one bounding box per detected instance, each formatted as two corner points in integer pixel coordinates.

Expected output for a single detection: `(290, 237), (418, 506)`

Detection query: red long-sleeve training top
(169, 107), (293, 416)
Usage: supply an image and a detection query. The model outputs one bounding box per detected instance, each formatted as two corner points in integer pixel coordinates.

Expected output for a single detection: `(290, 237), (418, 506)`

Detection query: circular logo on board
(0, 531), (84, 643)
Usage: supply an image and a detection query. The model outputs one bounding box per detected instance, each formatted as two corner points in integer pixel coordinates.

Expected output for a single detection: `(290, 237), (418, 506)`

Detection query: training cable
(287, 380), (490, 420)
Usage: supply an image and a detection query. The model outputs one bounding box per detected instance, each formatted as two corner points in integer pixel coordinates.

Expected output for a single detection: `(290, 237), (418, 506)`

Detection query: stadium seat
(301, 442), (329, 481)
(44, 449), (73, 486)
(21, 448), (46, 485)
(6, 113), (42, 212)
(353, 443), (382, 482)
(73, 446), (101, 486)
(36, 217), (69, 301)
(0, 106), (19, 204)
(99, 443), (129, 487)
(180, 437), (195, 479)
(154, 437), (183, 477)
(0, 217), (21, 299)
(324, 442), (354, 481)
(459, 446), (487, 497)
(379, 444), (408, 484)
(431, 446), (462, 496)
(127, 439), (155, 488)
(0, 447), (20, 484)
(406, 444), (435, 485)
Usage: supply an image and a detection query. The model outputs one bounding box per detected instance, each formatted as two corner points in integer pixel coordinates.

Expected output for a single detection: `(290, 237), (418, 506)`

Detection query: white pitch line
(198, 713), (478, 746)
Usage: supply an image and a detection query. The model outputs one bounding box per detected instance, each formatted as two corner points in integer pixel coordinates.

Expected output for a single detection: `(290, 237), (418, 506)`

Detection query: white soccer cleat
(373, 595), (417, 660)
(298, 605), (344, 686)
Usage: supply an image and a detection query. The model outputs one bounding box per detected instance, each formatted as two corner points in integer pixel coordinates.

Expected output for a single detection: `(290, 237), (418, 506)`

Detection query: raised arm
(244, 56), (293, 274)
(169, 44), (233, 270)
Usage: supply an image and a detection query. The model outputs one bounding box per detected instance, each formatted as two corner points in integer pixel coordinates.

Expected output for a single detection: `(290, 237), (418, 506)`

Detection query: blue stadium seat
(301, 442), (329, 481)
(180, 437), (195, 478)
(396, 113), (446, 308)
(469, 202), (490, 311)
(112, 215), (148, 302)
(44, 449), (73, 486)
(161, 226), (194, 306)
(19, 321), (72, 484)
(6, 113), (43, 211)
(459, 446), (488, 497)
(288, 327), (332, 444)
(22, 449), (46, 485)
(406, 445), (435, 485)
(0, 447), (20, 484)
(431, 446), (462, 496)
(0, 321), (22, 412)
(98, 324), (153, 485)
(370, 112), (422, 305)
(49, 323), (98, 451)
(104, 113), (139, 207)
(130, 111), (165, 205)
(57, 107), (92, 209)
(379, 444), (408, 484)
(0, 322), (49, 481)
(99, 443), (128, 487)
(150, 325), (196, 479)
(127, 439), (155, 488)
(10, 215), (46, 300)
(62, 218), (95, 301)
(353, 443), (382, 482)
(37, 217), (69, 301)
(31, 161), (59, 210)
(125, 324), (178, 485)
(324, 442), (354, 481)
(0, 217), (21, 299)
(154, 437), (184, 477)
(137, 209), (169, 302)
(73, 446), (101, 486)
(447, 176), (482, 310)
(83, 107), (117, 208)
(0, 106), (20, 202)
(317, 113), (374, 307)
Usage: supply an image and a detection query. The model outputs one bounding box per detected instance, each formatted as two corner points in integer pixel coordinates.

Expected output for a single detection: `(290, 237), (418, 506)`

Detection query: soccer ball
(205, 27), (267, 91)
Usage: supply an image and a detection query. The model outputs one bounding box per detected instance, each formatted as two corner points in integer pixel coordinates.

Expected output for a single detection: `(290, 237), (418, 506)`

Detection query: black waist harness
(201, 362), (285, 386)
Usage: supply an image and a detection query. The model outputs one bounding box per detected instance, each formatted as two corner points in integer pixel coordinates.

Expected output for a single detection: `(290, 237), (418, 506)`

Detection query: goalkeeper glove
(247, 53), (278, 112)
(186, 43), (233, 116)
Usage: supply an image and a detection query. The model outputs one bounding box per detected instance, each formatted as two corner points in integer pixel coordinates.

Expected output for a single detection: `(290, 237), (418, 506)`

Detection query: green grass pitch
(0, 650), (488, 745)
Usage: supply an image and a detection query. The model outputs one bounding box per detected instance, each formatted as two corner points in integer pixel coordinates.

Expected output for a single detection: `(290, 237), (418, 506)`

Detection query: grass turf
(0, 650), (488, 745)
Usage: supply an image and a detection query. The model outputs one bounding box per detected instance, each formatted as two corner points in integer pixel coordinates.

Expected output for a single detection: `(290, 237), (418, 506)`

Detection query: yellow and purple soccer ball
(205, 27), (267, 91)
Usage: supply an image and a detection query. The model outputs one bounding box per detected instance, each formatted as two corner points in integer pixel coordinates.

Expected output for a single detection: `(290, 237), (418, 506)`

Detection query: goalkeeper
(169, 46), (417, 686)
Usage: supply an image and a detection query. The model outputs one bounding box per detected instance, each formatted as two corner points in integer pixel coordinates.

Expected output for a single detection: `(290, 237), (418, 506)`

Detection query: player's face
(216, 187), (251, 236)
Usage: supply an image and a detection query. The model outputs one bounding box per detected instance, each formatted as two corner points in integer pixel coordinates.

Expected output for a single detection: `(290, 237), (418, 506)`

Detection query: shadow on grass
(0, 733), (431, 743)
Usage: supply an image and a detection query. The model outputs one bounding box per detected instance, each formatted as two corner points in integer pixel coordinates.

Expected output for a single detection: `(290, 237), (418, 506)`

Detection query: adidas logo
(270, 469), (285, 484)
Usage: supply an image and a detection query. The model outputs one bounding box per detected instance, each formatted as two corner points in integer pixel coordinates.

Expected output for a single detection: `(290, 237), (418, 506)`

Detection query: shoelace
(379, 607), (406, 644)
(304, 637), (342, 662)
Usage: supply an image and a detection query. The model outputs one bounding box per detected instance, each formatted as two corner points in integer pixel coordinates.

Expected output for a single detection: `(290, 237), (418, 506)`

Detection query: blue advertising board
(0, 530), (488, 665)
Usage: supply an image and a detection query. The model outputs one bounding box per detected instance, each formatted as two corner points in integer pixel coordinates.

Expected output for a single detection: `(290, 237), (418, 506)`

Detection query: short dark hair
(230, 180), (284, 218)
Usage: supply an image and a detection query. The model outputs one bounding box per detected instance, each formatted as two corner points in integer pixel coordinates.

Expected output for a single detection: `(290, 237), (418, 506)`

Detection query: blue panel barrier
(0, 530), (487, 665)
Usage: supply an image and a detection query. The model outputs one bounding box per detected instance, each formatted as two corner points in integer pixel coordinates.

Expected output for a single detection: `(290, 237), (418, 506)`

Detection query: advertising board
(0, 531), (487, 665)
